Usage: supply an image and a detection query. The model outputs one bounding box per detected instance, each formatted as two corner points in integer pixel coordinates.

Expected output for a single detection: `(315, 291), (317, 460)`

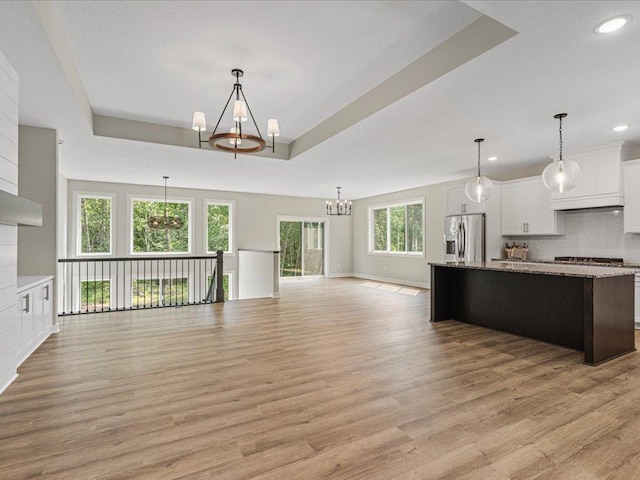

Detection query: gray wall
(18, 126), (58, 276)
(66, 179), (353, 295)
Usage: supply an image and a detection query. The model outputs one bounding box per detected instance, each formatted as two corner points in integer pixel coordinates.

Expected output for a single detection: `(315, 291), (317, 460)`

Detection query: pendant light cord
(559, 115), (563, 162)
(477, 141), (481, 177)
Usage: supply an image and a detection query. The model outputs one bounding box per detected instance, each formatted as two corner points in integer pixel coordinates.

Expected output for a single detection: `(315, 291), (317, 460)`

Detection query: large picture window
(77, 194), (113, 255)
(369, 200), (424, 255)
(131, 198), (191, 254)
(206, 201), (233, 254)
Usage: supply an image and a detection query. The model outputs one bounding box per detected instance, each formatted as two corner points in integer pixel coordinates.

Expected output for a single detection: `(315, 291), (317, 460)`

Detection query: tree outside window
(207, 202), (231, 253)
(132, 200), (190, 253)
(79, 195), (112, 255)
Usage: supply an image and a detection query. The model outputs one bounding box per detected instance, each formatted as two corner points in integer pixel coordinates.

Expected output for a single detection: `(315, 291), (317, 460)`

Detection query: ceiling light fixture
(594, 15), (632, 34)
(488, 156), (498, 161)
(465, 138), (493, 203)
(612, 124), (629, 132)
(326, 187), (352, 216)
(192, 69), (280, 159)
(542, 113), (580, 194)
(148, 176), (183, 230)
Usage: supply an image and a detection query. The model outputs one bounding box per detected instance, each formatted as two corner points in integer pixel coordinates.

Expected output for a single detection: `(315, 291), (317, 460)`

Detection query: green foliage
(132, 200), (189, 253)
(390, 206), (406, 252)
(279, 221), (324, 277)
(406, 203), (423, 252)
(373, 208), (387, 251)
(80, 280), (110, 310)
(80, 197), (111, 254)
(132, 278), (189, 306)
(279, 221), (302, 277)
(207, 204), (230, 252)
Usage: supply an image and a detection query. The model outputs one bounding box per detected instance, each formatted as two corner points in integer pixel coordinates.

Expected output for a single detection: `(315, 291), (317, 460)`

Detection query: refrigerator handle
(461, 222), (466, 260)
(457, 222), (463, 259)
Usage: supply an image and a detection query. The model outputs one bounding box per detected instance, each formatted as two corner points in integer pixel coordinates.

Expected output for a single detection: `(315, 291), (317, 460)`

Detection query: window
(131, 198), (191, 254)
(77, 194), (113, 255)
(206, 201), (233, 254)
(369, 200), (424, 254)
(80, 280), (111, 311)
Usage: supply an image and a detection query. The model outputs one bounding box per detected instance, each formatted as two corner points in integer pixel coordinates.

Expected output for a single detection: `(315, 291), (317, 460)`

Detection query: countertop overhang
(429, 261), (638, 279)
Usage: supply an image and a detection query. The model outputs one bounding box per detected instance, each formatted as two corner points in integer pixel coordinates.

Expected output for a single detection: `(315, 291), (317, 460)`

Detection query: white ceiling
(1, 1), (640, 199)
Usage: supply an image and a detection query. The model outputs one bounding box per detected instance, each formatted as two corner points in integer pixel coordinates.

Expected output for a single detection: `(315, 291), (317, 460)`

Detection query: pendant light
(465, 138), (493, 203)
(542, 113), (580, 193)
(192, 69), (280, 159)
(326, 187), (352, 216)
(148, 176), (183, 230)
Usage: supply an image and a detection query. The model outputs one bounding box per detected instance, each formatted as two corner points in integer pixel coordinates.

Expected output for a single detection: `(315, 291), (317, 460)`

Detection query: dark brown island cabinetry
(430, 261), (636, 365)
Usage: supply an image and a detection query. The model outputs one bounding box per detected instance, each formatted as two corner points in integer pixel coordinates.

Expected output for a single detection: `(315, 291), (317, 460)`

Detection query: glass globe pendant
(542, 113), (580, 193)
(465, 138), (493, 203)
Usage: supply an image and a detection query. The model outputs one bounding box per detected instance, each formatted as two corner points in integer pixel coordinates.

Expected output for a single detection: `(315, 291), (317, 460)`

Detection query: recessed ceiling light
(595, 15), (632, 34)
(488, 156), (498, 161)
(612, 124), (629, 132)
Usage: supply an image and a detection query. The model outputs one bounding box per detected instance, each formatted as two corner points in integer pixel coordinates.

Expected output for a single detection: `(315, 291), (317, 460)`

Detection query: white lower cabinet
(501, 177), (565, 236)
(16, 277), (54, 366)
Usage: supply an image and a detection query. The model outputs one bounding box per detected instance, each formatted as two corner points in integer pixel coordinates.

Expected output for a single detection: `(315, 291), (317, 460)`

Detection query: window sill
(367, 251), (425, 259)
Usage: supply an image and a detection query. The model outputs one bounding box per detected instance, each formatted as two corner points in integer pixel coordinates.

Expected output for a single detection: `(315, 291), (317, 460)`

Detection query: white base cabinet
(16, 276), (54, 367)
(501, 177), (565, 236)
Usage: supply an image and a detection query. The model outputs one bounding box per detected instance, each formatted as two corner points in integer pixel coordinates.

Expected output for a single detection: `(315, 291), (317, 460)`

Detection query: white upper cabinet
(446, 185), (486, 215)
(501, 177), (565, 236)
(624, 159), (640, 233)
(550, 142), (640, 210)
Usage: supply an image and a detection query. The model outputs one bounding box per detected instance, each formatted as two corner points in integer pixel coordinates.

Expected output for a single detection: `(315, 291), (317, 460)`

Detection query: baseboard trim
(0, 373), (18, 396)
(352, 273), (430, 290)
(327, 273), (354, 278)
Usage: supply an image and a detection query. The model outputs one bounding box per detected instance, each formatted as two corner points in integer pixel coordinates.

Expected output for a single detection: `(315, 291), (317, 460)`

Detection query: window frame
(204, 199), (235, 256)
(128, 195), (193, 256)
(75, 192), (115, 257)
(367, 197), (425, 257)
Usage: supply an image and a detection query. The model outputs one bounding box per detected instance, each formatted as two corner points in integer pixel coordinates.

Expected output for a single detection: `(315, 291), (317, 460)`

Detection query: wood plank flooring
(1, 277), (640, 479)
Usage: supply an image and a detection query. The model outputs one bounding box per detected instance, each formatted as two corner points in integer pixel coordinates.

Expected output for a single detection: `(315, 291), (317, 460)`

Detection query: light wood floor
(1, 277), (640, 479)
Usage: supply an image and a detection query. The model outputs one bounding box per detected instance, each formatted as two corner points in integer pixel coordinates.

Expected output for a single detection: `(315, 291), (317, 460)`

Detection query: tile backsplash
(505, 207), (640, 263)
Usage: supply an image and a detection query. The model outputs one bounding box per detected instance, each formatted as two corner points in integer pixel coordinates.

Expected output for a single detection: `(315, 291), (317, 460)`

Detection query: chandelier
(465, 138), (493, 203)
(192, 69), (280, 159)
(542, 113), (580, 193)
(326, 187), (352, 216)
(148, 176), (183, 230)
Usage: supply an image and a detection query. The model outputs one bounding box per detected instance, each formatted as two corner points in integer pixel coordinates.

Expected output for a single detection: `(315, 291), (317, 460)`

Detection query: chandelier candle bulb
(232, 100), (248, 123)
(267, 119), (280, 137)
(229, 127), (241, 146)
(326, 187), (352, 216)
(192, 112), (206, 132)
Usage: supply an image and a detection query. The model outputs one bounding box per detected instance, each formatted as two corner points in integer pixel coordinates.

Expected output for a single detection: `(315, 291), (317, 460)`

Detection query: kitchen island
(430, 261), (637, 365)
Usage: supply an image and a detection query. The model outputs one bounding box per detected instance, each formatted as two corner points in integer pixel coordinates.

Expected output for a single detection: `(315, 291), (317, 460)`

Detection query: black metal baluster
(93, 260), (96, 312)
(136, 259), (139, 309)
(100, 260), (104, 312)
(108, 261), (111, 311)
(116, 260), (119, 311)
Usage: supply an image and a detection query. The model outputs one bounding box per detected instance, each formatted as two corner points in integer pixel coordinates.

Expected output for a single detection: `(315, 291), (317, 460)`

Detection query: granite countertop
(491, 258), (640, 269)
(430, 261), (639, 278)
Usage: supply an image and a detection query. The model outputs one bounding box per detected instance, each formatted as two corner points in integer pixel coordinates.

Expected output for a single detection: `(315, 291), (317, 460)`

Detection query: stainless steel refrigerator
(444, 214), (485, 262)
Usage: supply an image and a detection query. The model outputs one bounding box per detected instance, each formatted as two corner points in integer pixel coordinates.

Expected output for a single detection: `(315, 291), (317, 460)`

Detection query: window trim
(75, 192), (115, 257)
(204, 199), (235, 256)
(367, 197), (425, 257)
(128, 194), (193, 256)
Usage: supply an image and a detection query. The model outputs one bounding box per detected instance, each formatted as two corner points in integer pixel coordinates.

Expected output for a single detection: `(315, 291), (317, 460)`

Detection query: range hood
(0, 190), (43, 227)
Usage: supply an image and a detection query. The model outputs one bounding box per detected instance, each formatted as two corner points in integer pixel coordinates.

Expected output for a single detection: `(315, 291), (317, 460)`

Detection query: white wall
(0, 49), (18, 393)
(65, 179), (353, 296)
(506, 207), (640, 263)
(18, 126), (58, 276)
